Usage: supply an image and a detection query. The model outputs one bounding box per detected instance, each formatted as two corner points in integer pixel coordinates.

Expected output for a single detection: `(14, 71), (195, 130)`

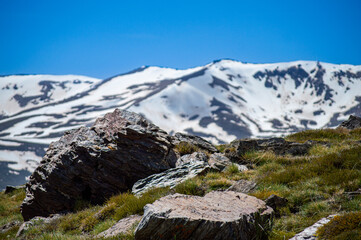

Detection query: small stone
(176, 152), (208, 167)
(227, 180), (257, 193)
(97, 215), (142, 238)
(208, 153), (231, 171)
(265, 194), (288, 216)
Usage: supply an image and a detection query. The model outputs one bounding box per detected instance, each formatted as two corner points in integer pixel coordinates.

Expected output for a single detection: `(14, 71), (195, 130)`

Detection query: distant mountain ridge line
(0, 59), (360, 190)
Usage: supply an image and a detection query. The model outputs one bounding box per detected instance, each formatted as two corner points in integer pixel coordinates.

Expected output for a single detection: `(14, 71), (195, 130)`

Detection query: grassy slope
(0, 128), (360, 239)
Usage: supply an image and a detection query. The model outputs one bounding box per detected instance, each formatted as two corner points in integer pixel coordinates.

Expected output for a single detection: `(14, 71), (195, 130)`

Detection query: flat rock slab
(134, 191), (273, 240)
(97, 215), (142, 238)
(132, 160), (209, 195)
(290, 215), (336, 240)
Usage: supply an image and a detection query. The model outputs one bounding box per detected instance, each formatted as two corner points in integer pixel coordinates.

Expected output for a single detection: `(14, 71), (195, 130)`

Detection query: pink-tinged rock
(134, 191), (274, 240)
(97, 215), (142, 238)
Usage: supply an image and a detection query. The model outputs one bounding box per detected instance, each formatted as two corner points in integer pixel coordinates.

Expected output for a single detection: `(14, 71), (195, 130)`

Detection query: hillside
(1, 123), (360, 239)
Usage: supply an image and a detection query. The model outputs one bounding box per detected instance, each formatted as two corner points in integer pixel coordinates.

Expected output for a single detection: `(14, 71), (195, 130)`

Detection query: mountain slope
(0, 60), (361, 189)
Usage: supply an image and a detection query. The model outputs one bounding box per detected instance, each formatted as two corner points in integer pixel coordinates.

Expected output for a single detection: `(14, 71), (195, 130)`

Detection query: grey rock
(208, 153), (232, 171)
(208, 153), (248, 172)
(97, 215), (142, 238)
(172, 132), (218, 153)
(227, 180), (257, 193)
(229, 137), (313, 159)
(290, 215), (336, 240)
(16, 214), (61, 237)
(134, 191), (274, 240)
(133, 152), (249, 195)
(21, 109), (178, 221)
(132, 161), (210, 195)
(339, 115), (361, 129)
(176, 152), (208, 167)
(231, 164), (249, 172)
(0, 220), (21, 234)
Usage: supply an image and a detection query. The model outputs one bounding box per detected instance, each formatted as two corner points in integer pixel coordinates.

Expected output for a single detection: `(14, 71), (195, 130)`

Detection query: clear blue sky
(1, 0), (360, 78)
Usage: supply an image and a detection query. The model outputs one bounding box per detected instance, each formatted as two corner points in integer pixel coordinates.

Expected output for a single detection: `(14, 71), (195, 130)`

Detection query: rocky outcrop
(229, 138), (313, 159)
(338, 115), (361, 129)
(171, 132), (218, 153)
(97, 215), (142, 238)
(134, 191), (274, 240)
(290, 215), (336, 240)
(21, 109), (178, 221)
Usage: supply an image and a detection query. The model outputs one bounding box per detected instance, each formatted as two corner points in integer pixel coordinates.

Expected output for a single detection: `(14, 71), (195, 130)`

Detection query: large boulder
(134, 191), (274, 240)
(338, 115), (361, 130)
(21, 109), (178, 221)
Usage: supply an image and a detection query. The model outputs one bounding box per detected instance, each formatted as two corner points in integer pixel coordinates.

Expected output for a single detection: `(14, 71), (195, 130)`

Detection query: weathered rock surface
(132, 153), (210, 195)
(227, 180), (257, 193)
(175, 152), (208, 167)
(21, 109), (178, 221)
(171, 132), (218, 153)
(0, 220), (21, 234)
(290, 215), (336, 240)
(338, 115), (361, 130)
(134, 191), (274, 240)
(97, 215), (142, 238)
(229, 138), (312, 158)
(208, 153), (232, 171)
(16, 214), (62, 237)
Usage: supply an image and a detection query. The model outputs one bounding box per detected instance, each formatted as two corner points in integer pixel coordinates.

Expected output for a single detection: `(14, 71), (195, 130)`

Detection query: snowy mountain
(1, 60), (361, 189)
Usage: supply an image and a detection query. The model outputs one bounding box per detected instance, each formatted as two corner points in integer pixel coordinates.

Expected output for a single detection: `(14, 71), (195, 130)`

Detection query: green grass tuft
(317, 212), (361, 239)
(175, 142), (199, 155)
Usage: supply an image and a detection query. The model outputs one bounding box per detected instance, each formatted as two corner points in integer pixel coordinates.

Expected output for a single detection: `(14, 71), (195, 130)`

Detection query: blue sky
(1, 0), (360, 78)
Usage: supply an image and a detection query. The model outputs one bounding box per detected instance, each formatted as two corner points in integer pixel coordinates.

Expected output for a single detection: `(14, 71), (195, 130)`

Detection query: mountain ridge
(0, 59), (361, 189)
